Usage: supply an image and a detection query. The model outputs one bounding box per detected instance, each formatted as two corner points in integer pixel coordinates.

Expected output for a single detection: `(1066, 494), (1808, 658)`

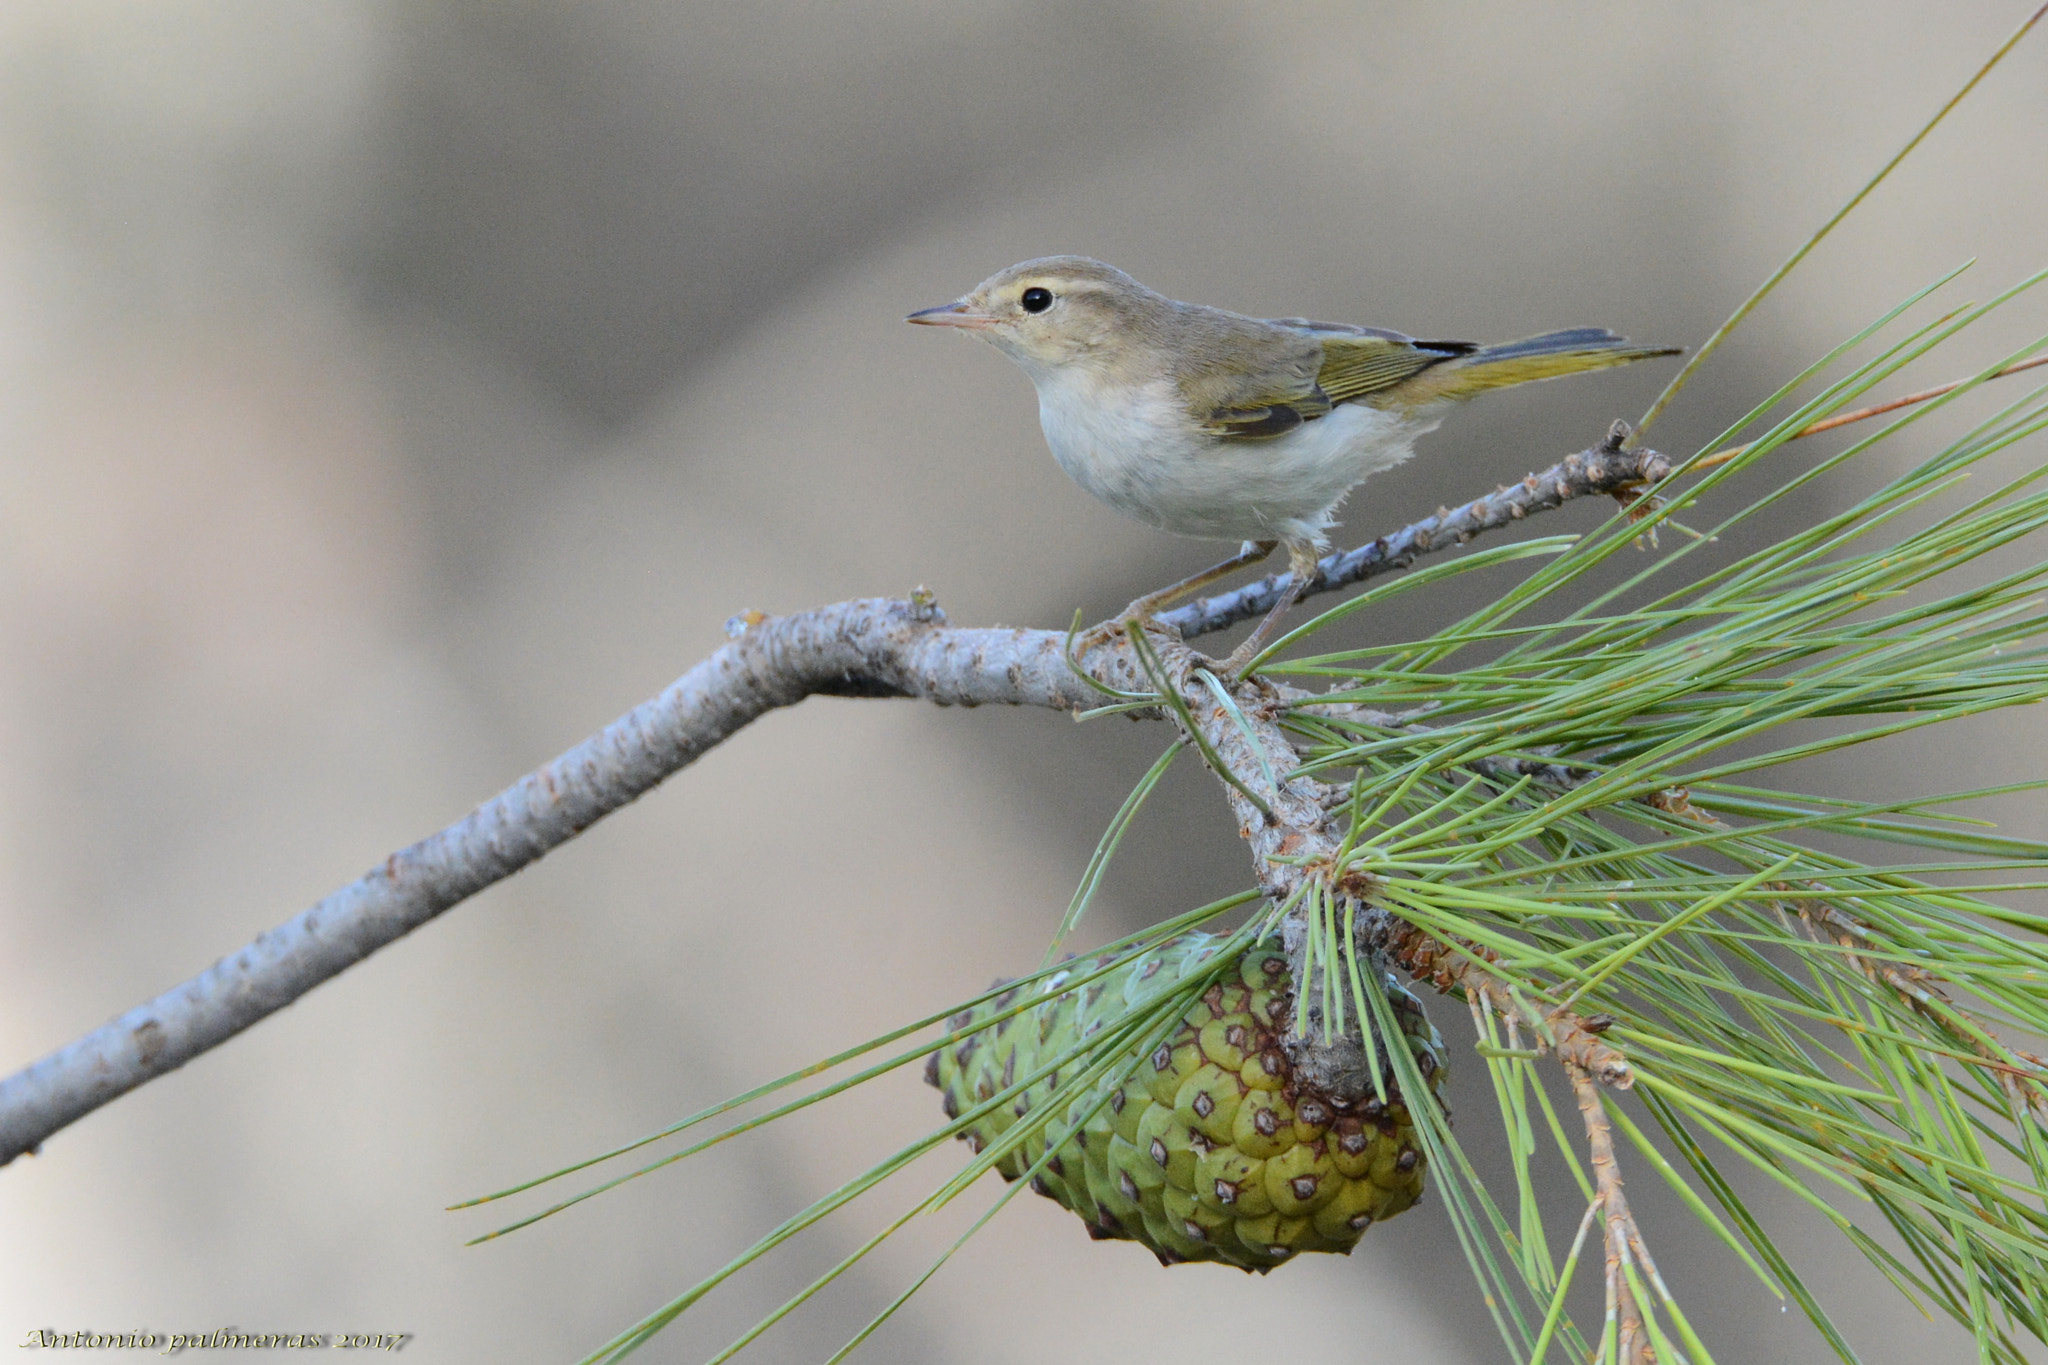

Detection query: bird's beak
(906, 299), (997, 330)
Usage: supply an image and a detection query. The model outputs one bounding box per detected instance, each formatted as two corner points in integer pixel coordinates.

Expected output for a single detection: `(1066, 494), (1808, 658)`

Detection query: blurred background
(1, 2), (2044, 1360)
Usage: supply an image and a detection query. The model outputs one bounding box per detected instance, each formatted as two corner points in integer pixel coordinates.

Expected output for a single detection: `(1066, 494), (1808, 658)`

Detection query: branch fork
(0, 430), (1672, 1166)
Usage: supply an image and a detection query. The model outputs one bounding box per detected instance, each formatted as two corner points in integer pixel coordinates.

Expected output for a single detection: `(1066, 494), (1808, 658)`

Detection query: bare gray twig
(1165, 419), (1672, 639)
(0, 603), (1113, 1166)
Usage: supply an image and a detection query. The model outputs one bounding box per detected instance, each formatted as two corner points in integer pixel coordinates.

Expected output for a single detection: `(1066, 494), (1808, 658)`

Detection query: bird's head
(907, 256), (1167, 376)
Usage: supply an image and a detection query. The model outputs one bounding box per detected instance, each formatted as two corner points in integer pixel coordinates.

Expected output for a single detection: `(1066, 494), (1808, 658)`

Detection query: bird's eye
(1020, 286), (1053, 314)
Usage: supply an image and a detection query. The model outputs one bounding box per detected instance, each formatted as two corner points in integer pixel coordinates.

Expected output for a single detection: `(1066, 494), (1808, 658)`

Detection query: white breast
(1032, 367), (1436, 547)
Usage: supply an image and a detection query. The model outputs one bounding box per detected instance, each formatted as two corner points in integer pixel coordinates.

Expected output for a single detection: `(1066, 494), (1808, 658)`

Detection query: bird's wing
(1182, 320), (1334, 440)
(1312, 330), (1476, 407)
(1194, 323), (1480, 437)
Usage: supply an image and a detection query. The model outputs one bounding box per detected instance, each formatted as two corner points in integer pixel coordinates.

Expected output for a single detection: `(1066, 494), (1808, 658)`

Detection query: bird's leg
(1212, 541), (1322, 678)
(1073, 541), (1279, 658)
(1124, 539), (1278, 620)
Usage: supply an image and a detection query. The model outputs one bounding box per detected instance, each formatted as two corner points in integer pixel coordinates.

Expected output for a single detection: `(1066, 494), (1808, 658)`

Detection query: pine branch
(1570, 1061), (1665, 1365)
(0, 430), (1672, 1167)
(1367, 916), (1634, 1088)
(1654, 789), (2048, 1123)
(1781, 886), (2048, 1124)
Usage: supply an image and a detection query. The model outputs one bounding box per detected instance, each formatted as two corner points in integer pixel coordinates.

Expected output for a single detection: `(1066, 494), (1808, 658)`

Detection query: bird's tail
(1395, 328), (1680, 406)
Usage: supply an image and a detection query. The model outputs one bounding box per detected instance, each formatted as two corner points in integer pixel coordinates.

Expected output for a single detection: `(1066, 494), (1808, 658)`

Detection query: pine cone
(926, 930), (1445, 1271)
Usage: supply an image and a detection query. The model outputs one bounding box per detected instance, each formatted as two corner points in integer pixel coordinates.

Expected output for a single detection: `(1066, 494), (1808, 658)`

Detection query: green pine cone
(925, 931), (1445, 1272)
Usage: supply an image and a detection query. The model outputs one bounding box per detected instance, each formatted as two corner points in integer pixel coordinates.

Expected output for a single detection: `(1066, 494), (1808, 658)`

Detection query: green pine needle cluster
(1256, 265), (2048, 1362)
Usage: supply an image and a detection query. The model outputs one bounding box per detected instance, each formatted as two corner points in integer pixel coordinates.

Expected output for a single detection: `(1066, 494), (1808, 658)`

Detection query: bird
(908, 256), (1678, 673)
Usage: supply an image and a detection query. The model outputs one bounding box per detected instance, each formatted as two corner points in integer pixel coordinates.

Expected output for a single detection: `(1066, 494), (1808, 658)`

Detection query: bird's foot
(1070, 602), (1178, 662)
(1202, 637), (1264, 684)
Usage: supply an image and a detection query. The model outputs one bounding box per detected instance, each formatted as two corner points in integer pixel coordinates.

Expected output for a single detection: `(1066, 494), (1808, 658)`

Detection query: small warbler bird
(909, 256), (1678, 669)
